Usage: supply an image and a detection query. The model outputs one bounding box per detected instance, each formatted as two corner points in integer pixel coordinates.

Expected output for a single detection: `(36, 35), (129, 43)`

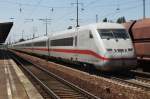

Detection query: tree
(116, 16), (126, 23)
(103, 18), (108, 22)
(121, 16), (126, 23)
(67, 26), (72, 29)
(19, 38), (25, 42)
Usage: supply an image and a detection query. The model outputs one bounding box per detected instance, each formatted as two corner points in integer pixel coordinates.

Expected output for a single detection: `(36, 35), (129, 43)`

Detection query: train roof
(13, 22), (125, 45)
(32, 36), (48, 43)
(49, 22), (125, 37)
(13, 36), (48, 45)
(95, 22), (125, 29)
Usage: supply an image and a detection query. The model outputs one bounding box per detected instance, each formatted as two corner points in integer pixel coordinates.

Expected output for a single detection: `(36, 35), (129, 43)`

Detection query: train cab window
(98, 29), (129, 39)
(113, 29), (129, 39)
(98, 29), (114, 39)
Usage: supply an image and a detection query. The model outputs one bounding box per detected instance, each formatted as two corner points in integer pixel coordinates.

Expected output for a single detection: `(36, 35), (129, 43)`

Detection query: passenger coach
(12, 22), (137, 71)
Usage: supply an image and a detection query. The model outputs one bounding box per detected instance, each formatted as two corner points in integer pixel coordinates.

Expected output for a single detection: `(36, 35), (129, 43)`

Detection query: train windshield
(98, 29), (129, 39)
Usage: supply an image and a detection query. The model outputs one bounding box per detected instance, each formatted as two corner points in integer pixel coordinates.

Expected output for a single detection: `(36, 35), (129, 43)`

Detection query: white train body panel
(13, 37), (48, 56)
(11, 22), (137, 71)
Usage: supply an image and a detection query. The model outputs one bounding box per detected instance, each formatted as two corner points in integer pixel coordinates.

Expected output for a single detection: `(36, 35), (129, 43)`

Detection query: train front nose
(95, 49), (137, 71)
(108, 48), (137, 64)
(95, 59), (137, 71)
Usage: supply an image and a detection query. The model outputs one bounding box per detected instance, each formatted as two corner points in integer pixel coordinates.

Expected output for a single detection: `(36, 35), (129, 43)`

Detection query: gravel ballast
(11, 50), (150, 99)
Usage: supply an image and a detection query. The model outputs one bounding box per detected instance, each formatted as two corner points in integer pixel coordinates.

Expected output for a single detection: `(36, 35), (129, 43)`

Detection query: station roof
(0, 22), (13, 44)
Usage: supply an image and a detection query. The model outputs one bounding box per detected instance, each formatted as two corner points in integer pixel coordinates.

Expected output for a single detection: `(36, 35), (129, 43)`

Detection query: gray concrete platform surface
(0, 50), (43, 99)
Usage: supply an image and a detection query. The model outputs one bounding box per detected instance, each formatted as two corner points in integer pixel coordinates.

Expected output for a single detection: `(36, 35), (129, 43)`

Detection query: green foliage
(19, 38), (25, 42)
(103, 18), (108, 22)
(116, 16), (126, 23)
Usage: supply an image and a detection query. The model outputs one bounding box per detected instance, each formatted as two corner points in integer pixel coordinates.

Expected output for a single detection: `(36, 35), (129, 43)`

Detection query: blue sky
(0, 0), (149, 43)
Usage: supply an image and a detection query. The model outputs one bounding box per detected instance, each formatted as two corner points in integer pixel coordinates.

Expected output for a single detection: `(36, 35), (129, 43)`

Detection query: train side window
(51, 37), (73, 46)
(89, 31), (93, 39)
(25, 43), (31, 47)
(34, 41), (46, 46)
(75, 36), (77, 46)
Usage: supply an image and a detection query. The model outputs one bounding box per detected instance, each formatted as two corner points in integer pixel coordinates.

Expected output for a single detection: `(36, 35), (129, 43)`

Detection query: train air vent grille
(128, 48), (133, 51)
(107, 49), (112, 51)
(117, 49), (124, 52)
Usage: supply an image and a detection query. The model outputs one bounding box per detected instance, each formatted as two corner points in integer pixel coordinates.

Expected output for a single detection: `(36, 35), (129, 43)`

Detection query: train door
(47, 38), (50, 58)
(31, 40), (34, 54)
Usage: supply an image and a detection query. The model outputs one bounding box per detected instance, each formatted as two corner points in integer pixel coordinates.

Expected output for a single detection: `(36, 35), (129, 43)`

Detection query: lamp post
(39, 18), (51, 36)
(143, 0), (146, 19)
(71, 0), (84, 27)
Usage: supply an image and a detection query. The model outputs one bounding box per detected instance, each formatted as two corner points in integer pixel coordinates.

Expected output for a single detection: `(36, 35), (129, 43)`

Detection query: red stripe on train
(25, 48), (136, 61)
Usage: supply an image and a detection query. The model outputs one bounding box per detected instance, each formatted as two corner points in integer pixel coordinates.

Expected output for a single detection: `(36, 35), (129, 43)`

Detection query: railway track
(110, 76), (150, 91)
(10, 52), (99, 99)
(131, 70), (150, 79)
(131, 70), (150, 86)
(94, 70), (150, 92)
(93, 71), (150, 92)
(10, 50), (150, 94)
(135, 76), (150, 84)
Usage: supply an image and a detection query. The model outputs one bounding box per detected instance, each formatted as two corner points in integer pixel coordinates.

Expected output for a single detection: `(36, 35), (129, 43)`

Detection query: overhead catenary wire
(91, 0), (143, 20)
(10, 0), (43, 42)
(103, 2), (143, 22)
(0, 0), (72, 9)
(51, 0), (101, 29)
(4, 0), (148, 42)
(37, 0), (145, 32)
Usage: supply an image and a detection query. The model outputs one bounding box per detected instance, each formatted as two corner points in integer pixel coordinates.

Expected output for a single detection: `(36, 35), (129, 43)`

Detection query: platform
(0, 50), (43, 99)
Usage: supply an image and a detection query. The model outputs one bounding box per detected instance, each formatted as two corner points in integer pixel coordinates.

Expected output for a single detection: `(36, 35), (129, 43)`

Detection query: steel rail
(131, 70), (150, 78)
(130, 70), (150, 85)
(111, 76), (150, 91)
(10, 53), (100, 99)
(135, 76), (150, 83)
(11, 54), (60, 99)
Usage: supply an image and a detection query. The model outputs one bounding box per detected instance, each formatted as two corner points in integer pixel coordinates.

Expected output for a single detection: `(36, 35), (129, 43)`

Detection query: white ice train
(12, 23), (137, 71)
